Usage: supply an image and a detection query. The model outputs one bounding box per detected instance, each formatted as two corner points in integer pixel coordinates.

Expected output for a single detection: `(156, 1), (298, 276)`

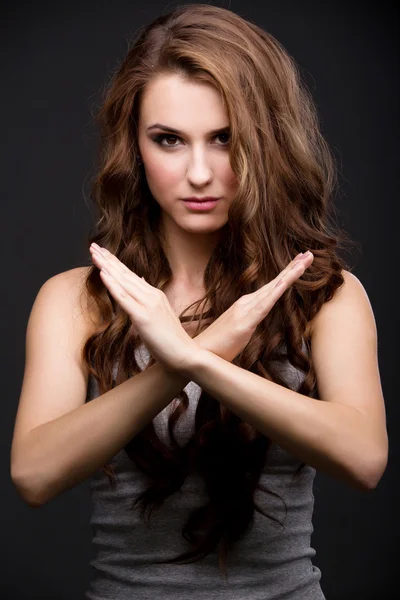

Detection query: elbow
(12, 479), (44, 508)
(366, 456), (388, 491)
(11, 466), (46, 508)
(358, 450), (388, 492)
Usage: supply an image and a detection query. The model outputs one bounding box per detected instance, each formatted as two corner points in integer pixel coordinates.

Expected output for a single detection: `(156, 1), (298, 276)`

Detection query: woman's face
(137, 73), (238, 235)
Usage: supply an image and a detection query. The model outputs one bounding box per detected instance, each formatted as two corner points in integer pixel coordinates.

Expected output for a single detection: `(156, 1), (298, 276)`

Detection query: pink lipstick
(182, 197), (220, 211)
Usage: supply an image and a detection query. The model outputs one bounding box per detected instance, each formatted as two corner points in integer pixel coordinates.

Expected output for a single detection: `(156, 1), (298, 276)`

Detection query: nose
(185, 150), (213, 187)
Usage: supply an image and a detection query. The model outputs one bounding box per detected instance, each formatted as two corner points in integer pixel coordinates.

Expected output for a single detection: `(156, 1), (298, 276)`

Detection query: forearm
(183, 349), (379, 491)
(13, 362), (190, 507)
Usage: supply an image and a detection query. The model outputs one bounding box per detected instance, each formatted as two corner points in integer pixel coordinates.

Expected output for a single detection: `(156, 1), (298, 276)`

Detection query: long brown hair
(81, 3), (357, 579)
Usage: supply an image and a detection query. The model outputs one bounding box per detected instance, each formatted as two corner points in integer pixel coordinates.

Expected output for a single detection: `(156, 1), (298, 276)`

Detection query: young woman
(11, 4), (388, 599)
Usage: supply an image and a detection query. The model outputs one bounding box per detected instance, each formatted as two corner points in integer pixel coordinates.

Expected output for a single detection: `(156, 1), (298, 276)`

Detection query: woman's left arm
(183, 270), (388, 492)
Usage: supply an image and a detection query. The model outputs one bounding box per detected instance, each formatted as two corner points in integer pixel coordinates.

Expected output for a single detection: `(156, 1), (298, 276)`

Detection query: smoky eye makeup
(149, 129), (231, 147)
(151, 133), (180, 146)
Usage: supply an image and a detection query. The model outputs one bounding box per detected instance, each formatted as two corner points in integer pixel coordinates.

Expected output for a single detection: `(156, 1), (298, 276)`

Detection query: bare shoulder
(308, 269), (373, 337)
(50, 265), (101, 336)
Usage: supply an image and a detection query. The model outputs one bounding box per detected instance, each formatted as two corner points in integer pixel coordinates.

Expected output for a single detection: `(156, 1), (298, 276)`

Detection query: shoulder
(41, 265), (100, 338)
(308, 269), (374, 338)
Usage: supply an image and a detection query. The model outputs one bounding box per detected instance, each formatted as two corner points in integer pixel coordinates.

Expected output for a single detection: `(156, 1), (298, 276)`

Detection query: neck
(160, 213), (222, 288)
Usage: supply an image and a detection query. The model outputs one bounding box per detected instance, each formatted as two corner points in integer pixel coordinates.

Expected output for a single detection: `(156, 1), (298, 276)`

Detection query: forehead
(139, 73), (228, 129)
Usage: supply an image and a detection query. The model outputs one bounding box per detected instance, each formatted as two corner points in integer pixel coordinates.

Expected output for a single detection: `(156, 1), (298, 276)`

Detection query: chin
(178, 216), (228, 233)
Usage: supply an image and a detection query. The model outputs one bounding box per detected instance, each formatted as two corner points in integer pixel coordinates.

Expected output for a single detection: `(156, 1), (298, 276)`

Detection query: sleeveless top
(84, 341), (326, 600)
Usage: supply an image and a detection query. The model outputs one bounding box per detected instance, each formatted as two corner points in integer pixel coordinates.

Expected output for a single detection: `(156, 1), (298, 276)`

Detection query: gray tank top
(84, 342), (326, 600)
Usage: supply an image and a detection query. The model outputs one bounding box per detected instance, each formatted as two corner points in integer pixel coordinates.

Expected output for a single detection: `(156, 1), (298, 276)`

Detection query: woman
(11, 4), (388, 599)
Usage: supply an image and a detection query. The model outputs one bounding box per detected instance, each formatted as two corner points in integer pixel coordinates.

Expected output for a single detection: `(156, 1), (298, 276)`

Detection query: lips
(182, 198), (220, 211)
(183, 197), (220, 202)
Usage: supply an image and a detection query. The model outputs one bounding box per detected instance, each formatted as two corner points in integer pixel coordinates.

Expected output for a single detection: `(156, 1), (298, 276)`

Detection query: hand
(90, 244), (313, 373)
(193, 251), (314, 362)
(89, 244), (199, 374)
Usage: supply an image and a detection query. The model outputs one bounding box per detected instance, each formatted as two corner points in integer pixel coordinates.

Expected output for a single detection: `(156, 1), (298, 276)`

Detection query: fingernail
(303, 250), (312, 258)
(294, 253), (304, 261)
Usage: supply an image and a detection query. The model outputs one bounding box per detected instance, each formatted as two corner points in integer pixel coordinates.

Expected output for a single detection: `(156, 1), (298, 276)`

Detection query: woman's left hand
(89, 244), (200, 373)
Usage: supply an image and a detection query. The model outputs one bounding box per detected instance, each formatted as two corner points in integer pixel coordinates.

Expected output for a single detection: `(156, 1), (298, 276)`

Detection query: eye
(152, 132), (231, 148)
(216, 132), (230, 145)
(153, 134), (181, 147)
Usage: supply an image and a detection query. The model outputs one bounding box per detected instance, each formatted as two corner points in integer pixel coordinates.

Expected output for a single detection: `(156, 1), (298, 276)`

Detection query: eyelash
(152, 132), (231, 148)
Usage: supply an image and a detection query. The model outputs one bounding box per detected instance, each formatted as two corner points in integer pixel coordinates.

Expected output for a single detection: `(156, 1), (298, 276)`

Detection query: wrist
(156, 359), (191, 386)
(178, 344), (209, 380)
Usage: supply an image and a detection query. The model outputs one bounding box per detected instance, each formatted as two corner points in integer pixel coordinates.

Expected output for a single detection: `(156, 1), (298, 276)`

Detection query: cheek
(144, 158), (181, 191)
(222, 165), (239, 192)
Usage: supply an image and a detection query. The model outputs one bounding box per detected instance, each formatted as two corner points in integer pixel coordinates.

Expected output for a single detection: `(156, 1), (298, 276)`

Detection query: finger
(91, 246), (139, 280)
(272, 252), (314, 290)
(99, 268), (146, 321)
(93, 251), (151, 305)
(250, 252), (308, 300)
(276, 252), (311, 280)
(250, 253), (313, 312)
(273, 261), (305, 290)
(91, 247), (150, 293)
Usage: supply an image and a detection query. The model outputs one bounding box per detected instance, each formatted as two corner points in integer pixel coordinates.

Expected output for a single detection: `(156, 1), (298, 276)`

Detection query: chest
(163, 286), (211, 337)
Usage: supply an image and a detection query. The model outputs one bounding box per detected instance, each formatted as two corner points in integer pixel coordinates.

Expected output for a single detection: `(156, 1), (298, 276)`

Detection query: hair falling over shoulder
(81, 3), (358, 580)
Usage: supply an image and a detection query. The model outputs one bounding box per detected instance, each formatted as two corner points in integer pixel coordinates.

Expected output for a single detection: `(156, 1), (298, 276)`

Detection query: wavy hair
(81, 3), (357, 580)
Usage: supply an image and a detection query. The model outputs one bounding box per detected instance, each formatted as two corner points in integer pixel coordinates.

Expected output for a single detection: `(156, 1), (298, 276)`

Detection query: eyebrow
(146, 123), (230, 136)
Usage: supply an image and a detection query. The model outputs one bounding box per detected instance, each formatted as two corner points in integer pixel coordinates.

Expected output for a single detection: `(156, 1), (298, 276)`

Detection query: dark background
(2, 1), (398, 598)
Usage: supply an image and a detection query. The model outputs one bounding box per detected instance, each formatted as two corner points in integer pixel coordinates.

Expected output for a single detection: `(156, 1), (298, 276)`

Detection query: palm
(194, 252), (313, 362)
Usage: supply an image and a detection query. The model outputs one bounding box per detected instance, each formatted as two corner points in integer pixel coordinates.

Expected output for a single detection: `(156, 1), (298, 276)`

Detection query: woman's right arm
(10, 268), (190, 508)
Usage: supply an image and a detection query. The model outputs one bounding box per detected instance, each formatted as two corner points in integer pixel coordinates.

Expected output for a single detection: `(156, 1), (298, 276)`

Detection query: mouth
(182, 197), (221, 211)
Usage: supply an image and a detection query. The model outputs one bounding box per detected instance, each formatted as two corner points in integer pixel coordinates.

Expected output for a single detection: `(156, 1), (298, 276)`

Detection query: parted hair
(81, 3), (356, 580)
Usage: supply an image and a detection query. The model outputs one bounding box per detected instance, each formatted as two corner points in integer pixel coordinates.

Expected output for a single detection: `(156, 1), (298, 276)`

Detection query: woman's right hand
(193, 252), (314, 362)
